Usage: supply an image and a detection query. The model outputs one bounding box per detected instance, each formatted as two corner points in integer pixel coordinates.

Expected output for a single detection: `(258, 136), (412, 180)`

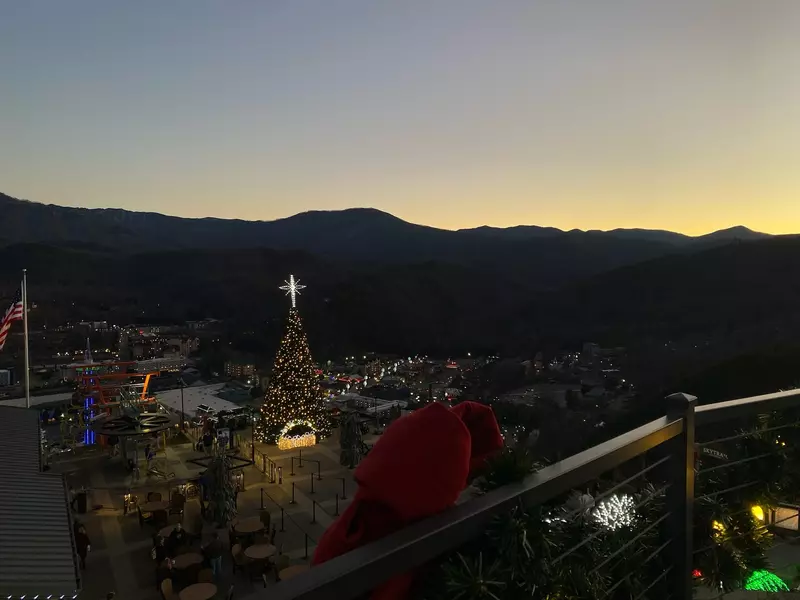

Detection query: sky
(1, 1), (799, 235)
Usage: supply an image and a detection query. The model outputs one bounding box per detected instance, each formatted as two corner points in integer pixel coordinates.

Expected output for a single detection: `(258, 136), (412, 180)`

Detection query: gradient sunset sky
(2, 1), (799, 235)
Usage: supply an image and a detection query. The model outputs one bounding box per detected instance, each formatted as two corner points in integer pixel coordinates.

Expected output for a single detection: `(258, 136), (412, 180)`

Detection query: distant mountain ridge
(0, 191), (770, 247)
(458, 223), (770, 245)
(0, 191), (775, 289)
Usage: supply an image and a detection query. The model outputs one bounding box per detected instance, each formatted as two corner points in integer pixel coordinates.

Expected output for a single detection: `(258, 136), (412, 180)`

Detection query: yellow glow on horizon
(4, 174), (800, 238)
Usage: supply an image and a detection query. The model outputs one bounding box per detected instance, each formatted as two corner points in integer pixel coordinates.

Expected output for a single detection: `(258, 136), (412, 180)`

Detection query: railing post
(335, 493), (339, 516)
(262, 454), (266, 474)
(298, 449), (303, 468)
(280, 507), (285, 532)
(290, 482), (296, 504)
(665, 392), (697, 600)
(278, 466), (283, 484)
(310, 473), (315, 494)
(317, 460), (322, 481)
(339, 477), (347, 500)
(290, 457), (295, 476)
(311, 500), (317, 524)
(260, 487), (264, 510)
(303, 533), (309, 559)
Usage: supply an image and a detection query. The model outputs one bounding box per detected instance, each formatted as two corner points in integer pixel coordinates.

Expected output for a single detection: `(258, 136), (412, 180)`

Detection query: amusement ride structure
(59, 361), (163, 448)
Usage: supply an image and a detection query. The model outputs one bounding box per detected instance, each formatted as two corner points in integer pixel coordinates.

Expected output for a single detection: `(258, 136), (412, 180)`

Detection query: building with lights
(333, 392), (407, 414)
(135, 355), (188, 373)
(225, 359), (257, 379)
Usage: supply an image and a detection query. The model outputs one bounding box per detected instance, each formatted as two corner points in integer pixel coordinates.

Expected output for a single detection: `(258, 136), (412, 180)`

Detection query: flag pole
(22, 269), (30, 409)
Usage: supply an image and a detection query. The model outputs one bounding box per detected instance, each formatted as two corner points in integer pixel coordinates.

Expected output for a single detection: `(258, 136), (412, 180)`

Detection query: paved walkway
(51, 435), (363, 599)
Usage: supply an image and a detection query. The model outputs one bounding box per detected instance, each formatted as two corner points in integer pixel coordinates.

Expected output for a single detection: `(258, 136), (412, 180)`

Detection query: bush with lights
(414, 406), (800, 599)
(257, 276), (329, 445)
(417, 433), (670, 600)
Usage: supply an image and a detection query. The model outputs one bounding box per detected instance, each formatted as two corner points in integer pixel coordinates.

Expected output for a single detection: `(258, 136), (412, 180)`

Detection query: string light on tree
(277, 420), (317, 450)
(256, 275), (329, 445)
(593, 494), (637, 530)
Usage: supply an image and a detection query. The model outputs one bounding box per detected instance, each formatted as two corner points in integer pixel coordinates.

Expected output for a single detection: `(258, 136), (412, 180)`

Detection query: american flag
(0, 287), (24, 350)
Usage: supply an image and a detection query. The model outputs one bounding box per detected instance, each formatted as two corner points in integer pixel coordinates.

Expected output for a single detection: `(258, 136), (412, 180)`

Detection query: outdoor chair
(259, 509), (271, 530)
(273, 554), (290, 581)
(160, 578), (177, 600)
(187, 514), (204, 542)
(138, 505), (154, 529)
(198, 568), (213, 583)
(182, 562), (201, 586)
(152, 509), (168, 528)
(169, 492), (185, 515)
(231, 543), (251, 576)
(228, 521), (239, 550)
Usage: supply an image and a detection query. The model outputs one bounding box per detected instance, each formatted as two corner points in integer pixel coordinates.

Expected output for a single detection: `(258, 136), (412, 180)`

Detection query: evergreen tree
(339, 412), (366, 468)
(257, 306), (327, 443)
(207, 443), (237, 526)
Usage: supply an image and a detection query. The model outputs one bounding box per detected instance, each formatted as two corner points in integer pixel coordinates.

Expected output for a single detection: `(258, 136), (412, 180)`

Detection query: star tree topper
(279, 274), (306, 308)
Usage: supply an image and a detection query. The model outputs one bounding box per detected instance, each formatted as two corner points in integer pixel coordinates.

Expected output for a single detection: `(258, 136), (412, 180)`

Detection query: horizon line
(0, 190), (788, 238)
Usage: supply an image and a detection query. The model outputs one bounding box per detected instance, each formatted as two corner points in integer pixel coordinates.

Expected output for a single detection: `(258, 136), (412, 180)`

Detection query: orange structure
(76, 362), (159, 416)
(61, 362), (161, 447)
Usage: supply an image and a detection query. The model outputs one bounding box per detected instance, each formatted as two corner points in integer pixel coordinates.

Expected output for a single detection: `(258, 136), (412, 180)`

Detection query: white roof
(155, 383), (238, 416)
(0, 392), (73, 409)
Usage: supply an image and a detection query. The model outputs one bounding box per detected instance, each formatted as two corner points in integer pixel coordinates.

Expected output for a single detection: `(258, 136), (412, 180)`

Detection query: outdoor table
(179, 582), (217, 600)
(234, 518), (264, 534)
(279, 565), (310, 581)
(245, 543), (276, 560)
(173, 552), (203, 570)
(159, 524), (179, 539)
(140, 500), (170, 513)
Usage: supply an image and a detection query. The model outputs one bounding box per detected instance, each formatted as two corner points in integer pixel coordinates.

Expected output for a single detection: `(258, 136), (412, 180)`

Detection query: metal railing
(265, 389), (800, 600)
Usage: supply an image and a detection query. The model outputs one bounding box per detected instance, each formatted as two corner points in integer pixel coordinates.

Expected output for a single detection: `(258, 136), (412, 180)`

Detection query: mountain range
(0, 192), (772, 288)
(1, 191), (797, 392)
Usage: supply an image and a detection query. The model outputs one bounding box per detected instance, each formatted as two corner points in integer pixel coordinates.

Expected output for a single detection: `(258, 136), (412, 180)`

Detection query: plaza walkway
(50, 435), (362, 599)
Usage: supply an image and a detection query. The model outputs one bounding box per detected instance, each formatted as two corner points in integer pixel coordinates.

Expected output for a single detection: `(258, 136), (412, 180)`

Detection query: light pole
(250, 407), (256, 462)
(179, 378), (186, 432)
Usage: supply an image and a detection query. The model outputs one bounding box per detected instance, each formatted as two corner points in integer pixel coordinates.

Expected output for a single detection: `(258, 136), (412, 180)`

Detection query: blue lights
(82, 397), (95, 445)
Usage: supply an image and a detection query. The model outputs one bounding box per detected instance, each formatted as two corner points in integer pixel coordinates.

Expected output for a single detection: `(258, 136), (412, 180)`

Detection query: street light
(250, 407), (256, 462)
(178, 377), (186, 432)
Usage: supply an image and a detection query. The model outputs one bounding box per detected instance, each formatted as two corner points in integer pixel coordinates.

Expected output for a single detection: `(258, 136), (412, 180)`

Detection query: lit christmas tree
(257, 275), (327, 447)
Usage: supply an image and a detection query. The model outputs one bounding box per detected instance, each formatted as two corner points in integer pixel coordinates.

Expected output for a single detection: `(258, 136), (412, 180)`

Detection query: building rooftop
(155, 383), (239, 416)
(0, 390), (74, 408)
(0, 406), (80, 598)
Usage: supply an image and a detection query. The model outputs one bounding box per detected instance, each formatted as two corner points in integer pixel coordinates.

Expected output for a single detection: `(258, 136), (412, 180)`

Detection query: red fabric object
(312, 401), (503, 599)
(450, 402), (505, 474)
